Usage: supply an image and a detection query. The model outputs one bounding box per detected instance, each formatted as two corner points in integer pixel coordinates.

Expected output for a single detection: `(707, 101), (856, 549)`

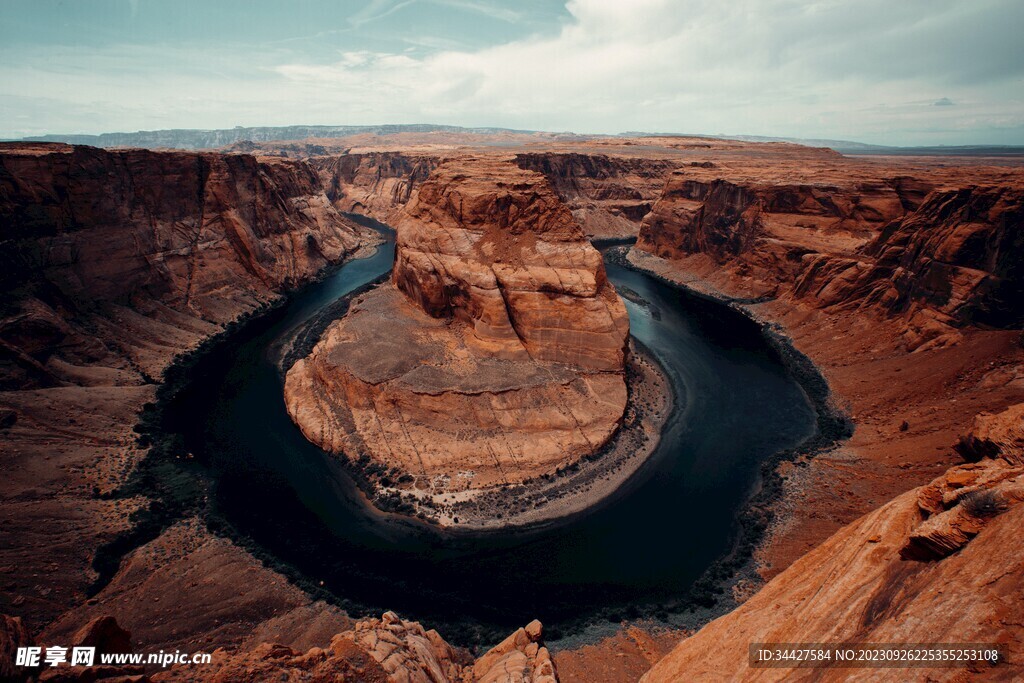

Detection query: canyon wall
(629, 153), (1024, 681)
(635, 167), (1023, 349)
(0, 143), (366, 636)
(643, 404), (1024, 682)
(285, 158), (630, 493)
(514, 153), (677, 239)
(310, 152), (441, 225)
(0, 142), (366, 387)
(307, 149), (677, 239)
(841, 186), (1022, 329)
(635, 171), (909, 293)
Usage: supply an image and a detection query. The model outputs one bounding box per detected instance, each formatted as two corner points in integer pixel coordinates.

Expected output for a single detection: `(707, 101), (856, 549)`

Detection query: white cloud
(2, 0), (1023, 144)
(261, 0), (1024, 142)
(348, 0), (419, 28)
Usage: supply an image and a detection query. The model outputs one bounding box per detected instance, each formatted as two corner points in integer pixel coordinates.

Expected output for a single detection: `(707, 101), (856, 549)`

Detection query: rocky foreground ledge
(1, 610), (558, 682)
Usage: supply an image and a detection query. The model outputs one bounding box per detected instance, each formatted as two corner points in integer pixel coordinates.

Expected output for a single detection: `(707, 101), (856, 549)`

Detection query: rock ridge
(285, 158), (631, 499)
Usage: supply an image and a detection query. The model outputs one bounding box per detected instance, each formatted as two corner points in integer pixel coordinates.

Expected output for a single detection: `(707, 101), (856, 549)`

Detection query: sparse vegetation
(960, 489), (1009, 517)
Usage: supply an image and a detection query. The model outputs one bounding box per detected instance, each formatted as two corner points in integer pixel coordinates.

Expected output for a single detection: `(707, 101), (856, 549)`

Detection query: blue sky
(2, 0), (1023, 145)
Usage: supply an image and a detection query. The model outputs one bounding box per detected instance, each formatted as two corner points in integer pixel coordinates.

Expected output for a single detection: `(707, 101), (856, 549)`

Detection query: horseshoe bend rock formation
(394, 159), (630, 370)
(285, 158), (630, 490)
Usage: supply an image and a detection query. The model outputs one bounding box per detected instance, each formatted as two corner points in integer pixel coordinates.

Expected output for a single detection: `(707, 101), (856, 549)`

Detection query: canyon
(284, 158), (632, 504)
(1, 133), (1023, 682)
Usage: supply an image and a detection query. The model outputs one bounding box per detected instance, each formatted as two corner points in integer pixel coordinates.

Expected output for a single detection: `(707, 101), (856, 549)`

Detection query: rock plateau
(285, 158), (630, 492)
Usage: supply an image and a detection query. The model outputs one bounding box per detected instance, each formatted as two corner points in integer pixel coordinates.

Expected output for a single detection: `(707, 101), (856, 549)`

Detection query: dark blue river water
(167, 229), (815, 643)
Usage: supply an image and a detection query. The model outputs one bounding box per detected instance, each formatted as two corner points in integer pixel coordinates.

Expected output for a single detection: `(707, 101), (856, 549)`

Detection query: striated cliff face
(787, 185), (1024, 352)
(285, 158), (630, 494)
(0, 143), (366, 633)
(642, 404), (1024, 682)
(0, 143), (365, 387)
(307, 149), (678, 240)
(636, 171), (908, 281)
(865, 186), (1024, 328)
(393, 159), (629, 370)
(310, 152), (441, 225)
(515, 153), (677, 239)
(638, 179), (767, 261)
(636, 168), (1024, 350)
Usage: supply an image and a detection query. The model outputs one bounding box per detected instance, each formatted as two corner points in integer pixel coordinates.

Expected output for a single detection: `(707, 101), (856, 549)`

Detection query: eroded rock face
(865, 186), (1024, 328)
(0, 144), (360, 306)
(514, 153), (678, 239)
(642, 410), (1024, 682)
(636, 166), (1024, 351)
(6, 610), (559, 683)
(285, 159), (629, 491)
(637, 172), (907, 288)
(472, 619), (556, 683)
(0, 142), (364, 387)
(393, 159), (629, 370)
(311, 152), (441, 225)
(955, 402), (1024, 466)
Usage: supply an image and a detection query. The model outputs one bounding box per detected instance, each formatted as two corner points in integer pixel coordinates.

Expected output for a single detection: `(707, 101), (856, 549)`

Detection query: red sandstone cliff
(285, 158), (630, 496)
(0, 143), (366, 636)
(308, 147), (679, 239)
(514, 153), (677, 239)
(0, 143), (365, 388)
(636, 167), (1023, 350)
(310, 151), (441, 225)
(635, 172), (908, 289)
(393, 159), (629, 369)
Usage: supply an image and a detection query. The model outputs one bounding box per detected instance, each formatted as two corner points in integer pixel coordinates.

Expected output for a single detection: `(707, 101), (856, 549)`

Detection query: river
(164, 224), (816, 644)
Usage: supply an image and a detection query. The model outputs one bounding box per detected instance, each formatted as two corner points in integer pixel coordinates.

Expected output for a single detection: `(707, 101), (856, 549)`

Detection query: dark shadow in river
(165, 224), (816, 644)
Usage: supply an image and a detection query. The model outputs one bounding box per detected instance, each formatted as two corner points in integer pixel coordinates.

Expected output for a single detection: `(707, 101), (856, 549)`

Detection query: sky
(1, 0), (1023, 145)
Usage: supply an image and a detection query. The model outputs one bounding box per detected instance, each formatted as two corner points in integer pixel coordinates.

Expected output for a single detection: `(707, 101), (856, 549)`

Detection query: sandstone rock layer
(393, 159), (629, 370)
(642, 405), (1024, 682)
(0, 142), (365, 387)
(286, 159), (630, 491)
(636, 164), (1024, 350)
